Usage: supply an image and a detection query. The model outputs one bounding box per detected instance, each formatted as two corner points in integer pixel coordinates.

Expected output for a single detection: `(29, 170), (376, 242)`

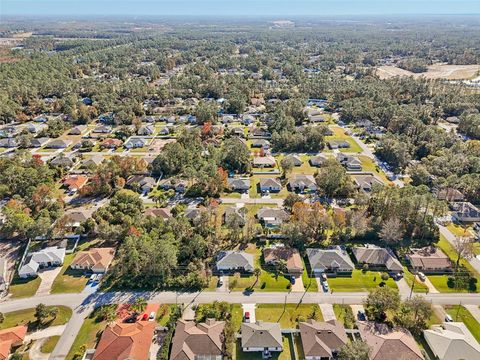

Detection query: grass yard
(333, 304), (355, 328)
(9, 276), (42, 298)
(445, 305), (480, 342)
(256, 304), (323, 328)
(403, 267), (429, 293)
(328, 269), (397, 292)
(41, 336), (60, 353)
(0, 306), (72, 331)
(446, 223), (473, 237)
(156, 304), (176, 326)
(302, 268), (318, 292)
(277, 154), (318, 175)
(325, 127), (363, 153)
(235, 337), (292, 360)
(358, 155), (392, 184)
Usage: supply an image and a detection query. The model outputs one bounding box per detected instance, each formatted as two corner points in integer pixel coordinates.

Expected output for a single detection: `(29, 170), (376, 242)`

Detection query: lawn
(156, 304), (176, 326)
(9, 276), (42, 298)
(325, 127), (363, 153)
(41, 336), (60, 353)
(445, 305), (480, 342)
(446, 223), (472, 237)
(333, 304), (355, 328)
(358, 155), (391, 184)
(255, 304), (323, 328)
(277, 154), (318, 175)
(427, 275), (464, 293)
(66, 307), (108, 360)
(235, 337), (292, 360)
(0, 306), (72, 331)
(403, 267), (429, 293)
(327, 269), (397, 292)
(302, 267), (318, 292)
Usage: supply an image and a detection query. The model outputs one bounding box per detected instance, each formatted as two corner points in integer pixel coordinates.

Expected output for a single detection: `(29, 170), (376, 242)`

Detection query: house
(126, 175), (156, 193)
(407, 247), (452, 272)
(352, 245), (403, 273)
(137, 125), (154, 136)
(336, 153), (362, 171)
(299, 319), (348, 360)
(0, 138), (17, 148)
(0, 325), (27, 360)
(424, 322), (480, 360)
(241, 321), (283, 355)
(228, 178), (250, 193)
(221, 115), (235, 124)
(50, 156), (74, 168)
(158, 126), (170, 135)
(69, 125), (87, 135)
(93, 125), (112, 134)
(19, 246), (66, 278)
(263, 247), (304, 276)
(284, 155), (303, 166)
(145, 207), (172, 220)
(70, 248), (115, 273)
(437, 188), (464, 202)
(63, 175), (89, 193)
(29, 137), (50, 148)
(259, 178), (282, 193)
(223, 207), (247, 227)
(142, 115), (156, 123)
(252, 156), (276, 168)
(64, 208), (94, 227)
(451, 202), (480, 222)
(306, 247), (355, 275)
(310, 155), (328, 167)
(82, 155), (104, 168)
(124, 138), (147, 149)
(289, 174), (317, 192)
(328, 140), (350, 150)
(184, 208), (204, 224)
(250, 127), (271, 138)
(158, 179), (188, 193)
(46, 139), (72, 149)
(102, 138), (123, 149)
(358, 322), (423, 360)
(257, 208), (289, 228)
(216, 251), (254, 273)
(170, 319), (225, 360)
(251, 139), (270, 149)
(92, 320), (156, 360)
(353, 175), (384, 192)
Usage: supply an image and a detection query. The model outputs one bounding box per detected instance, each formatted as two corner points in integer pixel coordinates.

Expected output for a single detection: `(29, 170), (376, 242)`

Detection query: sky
(1, 0), (479, 17)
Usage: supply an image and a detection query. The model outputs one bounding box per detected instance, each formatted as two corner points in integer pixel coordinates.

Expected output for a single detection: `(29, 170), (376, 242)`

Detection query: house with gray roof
(257, 208), (289, 228)
(241, 321), (283, 355)
(50, 156), (74, 168)
(46, 139), (72, 149)
(29, 137), (50, 148)
(124, 137), (147, 149)
(228, 178), (250, 193)
(137, 125), (154, 136)
(252, 156), (276, 168)
(216, 251), (254, 273)
(223, 207), (247, 227)
(306, 247), (355, 275)
(352, 244), (403, 273)
(283, 155), (303, 166)
(336, 153), (362, 171)
(0, 138), (17, 148)
(309, 154), (328, 167)
(353, 174), (384, 192)
(328, 140), (350, 150)
(259, 178), (282, 193)
(289, 174), (317, 193)
(19, 246), (66, 278)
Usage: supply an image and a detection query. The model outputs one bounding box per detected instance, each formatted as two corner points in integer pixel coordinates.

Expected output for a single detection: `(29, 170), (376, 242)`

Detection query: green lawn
(328, 269), (397, 292)
(9, 276), (42, 298)
(358, 156), (391, 184)
(403, 267), (429, 293)
(446, 223), (473, 237)
(255, 304), (323, 328)
(445, 306), (480, 342)
(333, 304), (355, 328)
(156, 304), (176, 326)
(302, 267), (318, 292)
(66, 307), (108, 360)
(427, 275), (464, 293)
(235, 337), (291, 360)
(325, 127), (363, 153)
(0, 306), (72, 331)
(41, 336), (60, 353)
(277, 154), (318, 175)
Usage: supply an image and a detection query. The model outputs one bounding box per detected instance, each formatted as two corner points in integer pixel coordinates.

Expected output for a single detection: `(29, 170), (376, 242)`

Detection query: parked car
(445, 314), (453, 322)
(321, 273), (327, 281)
(142, 313), (149, 321)
(217, 278), (223, 287)
(322, 281), (329, 292)
(149, 312), (156, 321)
(290, 276), (296, 284)
(357, 310), (366, 321)
(244, 312), (250, 321)
(418, 272), (426, 281)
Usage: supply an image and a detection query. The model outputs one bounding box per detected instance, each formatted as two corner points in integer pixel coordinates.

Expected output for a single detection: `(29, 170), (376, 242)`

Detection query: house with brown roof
(352, 245), (403, 274)
(102, 138), (123, 149)
(407, 247), (452, 272)
(299, 319), (348, 360)
(144, 207), (172, 220)
(437, 188), (464, 202)
(263, 247), (304, 276)
(71, 248), (115, 273)
(358, 322), (423, 360)
(92, 320), (156, 360)
(0, 325), (27, 360)
(170, 319), (225, 360)
(63, 175), (89, 193)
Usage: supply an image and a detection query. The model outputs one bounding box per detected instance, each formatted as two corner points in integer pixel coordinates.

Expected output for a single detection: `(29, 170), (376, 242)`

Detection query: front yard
(403, 267), (429, 293)
(0, 306), (72, 331)
(444, 305), (480, 342)
(255, 304), (323, 328)
(8, 276), (42, 298)
(327, 269), (397, 292)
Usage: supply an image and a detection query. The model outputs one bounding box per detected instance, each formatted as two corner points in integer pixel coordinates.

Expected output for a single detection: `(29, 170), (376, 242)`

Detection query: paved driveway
(36, 267), (63, 296)
(242, 303), (256, 323)
(350, 304), (366, 321)
(319, 304), (336, 321)
(290, 276), (304, 292)
(420, 276), (439, 294)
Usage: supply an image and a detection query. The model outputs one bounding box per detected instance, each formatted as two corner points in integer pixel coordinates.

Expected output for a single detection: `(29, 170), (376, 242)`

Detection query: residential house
(82, 155), (104, 168)
(242, 115), (255, 125)
(223, 207), (247, 227)
(306, 247), (355, 275)
(137, 125), (154, 136)
(263, 247), (304, 276)
(257, 208), (289, 228)
(63, 175), (89, 193)
(352, 245), (403, 274)
(145, 207), (172, 220)
(126, 175), (156, 193)
(170, 319), (225, 360)
(46, 139), (72, 149)
(328, 140), (350, 150)
(70, 248), (116, 273)
(259, 178), (282, 193)
(289, 174), (317, 192)
(158, 178), (188, 193)
(284, 155), (303, 166)
(353, 175), (384, 192)
(252, 156), (276, 168)
(184, 208), (204, 224)
(0, 138), (17, 148)
(142, 116), (156, 123)
(102, 138), (123, 149)
(92, 320), (156, 360)
(158, 126), (170, 135)
(407, 247), (452, 272)
(437, 188), (464, 202)
(221, 115), (235, 124)
(69, 125), (87, 135)
(63, 208), (94, 228)
(0, 326), (27, 360)
(451, 202), (480, 222)
(241, 321), (283, 355)
(310, 155), (328, 167)
(29, 137), (49, 148)
(93, 125), (112, 134)
(251, 139), (270, 149)
(358, 322), (423, 360)
(124, 138), (147, 149)
(228, 178), (250, 193)
(19, 246), (66, 278)
(50, 156), (74, 168)
(336, 153), (362, 171)
(216, 251), (254, 273)
(424, 322), (480, 360)
(299, 319), (348, 360)
(25, 123), (45, 133)
(250, 128), (271, 138)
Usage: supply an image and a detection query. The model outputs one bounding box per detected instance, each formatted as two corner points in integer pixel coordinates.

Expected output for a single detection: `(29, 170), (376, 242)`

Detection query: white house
(18, 246), (66, 278)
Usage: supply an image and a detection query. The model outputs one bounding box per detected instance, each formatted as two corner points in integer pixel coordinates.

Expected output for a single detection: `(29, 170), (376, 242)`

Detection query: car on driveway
(445, 314), (453, 322)
(417, 272), (426, 281)
(244, 312), (250, 322)
(322, 281), (329, 292)
(357, 310), (366, 321)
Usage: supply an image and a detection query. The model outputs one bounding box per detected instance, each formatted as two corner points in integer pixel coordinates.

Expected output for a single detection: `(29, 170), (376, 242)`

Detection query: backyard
(235, 337), (292, 360)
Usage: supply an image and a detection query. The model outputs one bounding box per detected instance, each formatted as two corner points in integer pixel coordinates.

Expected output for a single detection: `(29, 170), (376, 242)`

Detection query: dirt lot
(376, 64), (480, 80)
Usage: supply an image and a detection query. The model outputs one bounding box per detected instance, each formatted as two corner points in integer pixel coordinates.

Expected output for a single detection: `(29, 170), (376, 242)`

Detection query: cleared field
(377, 64), (480, 80)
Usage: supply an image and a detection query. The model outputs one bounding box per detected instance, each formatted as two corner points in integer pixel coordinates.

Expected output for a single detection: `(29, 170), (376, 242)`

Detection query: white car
(418, 272), (426, 281)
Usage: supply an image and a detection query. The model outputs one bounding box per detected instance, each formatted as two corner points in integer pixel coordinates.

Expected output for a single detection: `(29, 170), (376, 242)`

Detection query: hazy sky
(2, 0), (479, 16)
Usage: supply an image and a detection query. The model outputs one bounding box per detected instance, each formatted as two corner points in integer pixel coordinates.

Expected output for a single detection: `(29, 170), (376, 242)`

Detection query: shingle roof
(241, 321), (282, 349)
(353, 246), (403, 271)
(71, 248), (115, 272)
(264, 247), (304, 272)
(306, 247), (355, 272)
(407, 247), (452, 270)
(216, 251), (254, 271)
(299, 320), (348, 358)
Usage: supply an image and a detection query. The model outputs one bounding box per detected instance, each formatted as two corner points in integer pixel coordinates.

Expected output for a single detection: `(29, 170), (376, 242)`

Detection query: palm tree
(131, 297), (147, 313)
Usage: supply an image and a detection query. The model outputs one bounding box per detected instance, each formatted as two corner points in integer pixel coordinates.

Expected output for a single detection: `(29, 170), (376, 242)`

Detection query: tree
(195, 101), (218, 124)
(394, 296), (433, 335)
(315, 159), (353, 198)
(34, 303), (50, 324)
(280, 157), (294, 178)
(97, 305), (118, 324)
(131, 297), (147, 313)
(364, 287), (401, 322)
(379, 217), (404, 245)
(283, 193), (303, 211)
(337, 341), (371, 360)
(452, 236), (475, 271)
(221, 137), (251, 174)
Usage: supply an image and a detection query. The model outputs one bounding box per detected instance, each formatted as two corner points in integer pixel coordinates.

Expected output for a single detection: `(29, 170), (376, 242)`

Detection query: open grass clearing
(333, 304), (355, 328)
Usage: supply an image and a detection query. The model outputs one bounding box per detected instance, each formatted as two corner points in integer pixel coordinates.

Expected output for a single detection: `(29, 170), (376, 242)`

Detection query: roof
(299, 319), (348, 358)
(170, 319), (225, 360)
(358, 322), (423, 360)
(216, 251), (254, 271)
(424, 322), (480, 360)
(353, 175), (384, 190)
(353, 245), (403, 271)
(63, 175), (89, 191)
(145, 207), (172, 219)
(259, 178), (282, 188)
(0, 325), (27, 360)
(306, 247), (355, 272)
(252, 156), (276, 166)
(93, 320), (156, 360)
(257, 208), (289, 221)
(284, 155), (303, 166)
(227, 178), (250, 190)
(64, 208), (94, 225)
(263, 247), (304, 272)
(407, 247), (452, 270)
(437, 188), (464, 202)
(241, 321), (282, 349)
(289, 174), (317, 189)
(31, 246), (65, 264)
(71, 248), (115, 271)
(310, 155), (328, 166)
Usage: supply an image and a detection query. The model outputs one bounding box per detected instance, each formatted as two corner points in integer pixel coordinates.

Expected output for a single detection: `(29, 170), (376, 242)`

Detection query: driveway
(420, 276), (439, 294)
(36, 267), (63, 296)
(26, 325), (66, 342)
(29, 338), (50, 360)
(216, 276), (229, 293)
(242, 303), (256, 323)
(432, 305), (447, 322)
(319, 304), (336, 321)
(395, 278), (411, 297)
(464, 305), (480, 323)
(350, 305), (366, 321)
(290, 276), (304, 292)
(439, 225), (480, 273)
